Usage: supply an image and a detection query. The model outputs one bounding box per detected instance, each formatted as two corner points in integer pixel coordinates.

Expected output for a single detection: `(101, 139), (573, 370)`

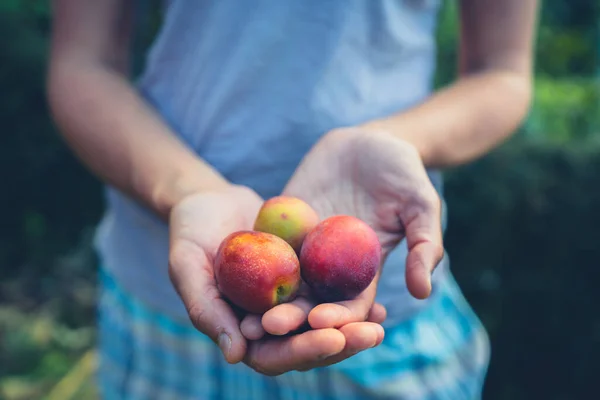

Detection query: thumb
(402, 194), (445, 300)
(169, 240), (247, 364)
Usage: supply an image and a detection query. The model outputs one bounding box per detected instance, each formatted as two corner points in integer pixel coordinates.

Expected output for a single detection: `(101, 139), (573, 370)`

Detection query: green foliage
(434, 0), (599, 82)
(0, 2), (104, 283)
(0, 1), (598, 400)
(434, 0), (459, 87)
(525, 77), (600, 143)
(434, 1), (600, 144)
(536, 0), (599, 77)
(536, 27), (598, 77)
(444, 138), (600, 400)
(0, 307), (95, 400)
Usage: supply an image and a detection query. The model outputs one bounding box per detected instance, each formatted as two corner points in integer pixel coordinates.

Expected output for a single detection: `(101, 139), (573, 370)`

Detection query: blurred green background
(0, 1), (598, 399)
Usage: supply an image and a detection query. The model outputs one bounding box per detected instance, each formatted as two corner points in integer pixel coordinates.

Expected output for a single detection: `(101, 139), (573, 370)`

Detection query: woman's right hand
(168, 184), (386, 375)
(168, 185), (263, 363)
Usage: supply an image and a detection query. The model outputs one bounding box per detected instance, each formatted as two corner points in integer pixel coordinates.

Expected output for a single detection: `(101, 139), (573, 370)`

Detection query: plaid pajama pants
(97, 267), (490, 400)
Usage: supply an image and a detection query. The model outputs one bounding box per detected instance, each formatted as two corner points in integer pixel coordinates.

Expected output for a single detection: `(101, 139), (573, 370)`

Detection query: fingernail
(372, 325), (385, 345)
(218, 333), (231, 358)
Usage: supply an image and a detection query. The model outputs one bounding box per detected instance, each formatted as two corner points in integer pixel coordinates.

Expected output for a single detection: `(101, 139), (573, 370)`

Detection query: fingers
(340, 322), (384, 351)
(240, 314), (265, 340)
(261, 296), (315, 336)
(402, 192), (444, 300)
(243, 293), (386, 375)
(367, 302), (387, 324)
(307, 275), (380, 329)
(298, 322), (385, 371)
(243, 296), (385, 341)
(245, 321), (384, 376)
(242, 287), (385, 340)
(169, 240), (247, 364)
(405, 242), (444, 299)
(244, 328), (346, 376)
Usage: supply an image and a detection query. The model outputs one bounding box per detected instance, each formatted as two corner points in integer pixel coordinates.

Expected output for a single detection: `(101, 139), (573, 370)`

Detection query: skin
(243, 0), (539, 348)
(242, 128), (443, 343)
(214, 231), (301, 314)
(48, 0), (538, 376)
(362, 0), (539, 169)
(46, 0), (231, 221)
(48, 0), (385, 374)
(168, 186), (387, 373)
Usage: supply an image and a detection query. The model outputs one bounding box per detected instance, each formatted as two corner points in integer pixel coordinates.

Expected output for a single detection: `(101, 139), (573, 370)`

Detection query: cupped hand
(243, 127), (444, 348)
(168, 184), (387, 376)
(168, 185), (263, 363)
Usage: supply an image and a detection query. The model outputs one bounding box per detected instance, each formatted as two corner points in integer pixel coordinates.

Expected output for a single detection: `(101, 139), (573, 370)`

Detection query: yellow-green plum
(300, 215), (381, 302)
(253, 196), (320, 254)
(214, 231), (301, 314)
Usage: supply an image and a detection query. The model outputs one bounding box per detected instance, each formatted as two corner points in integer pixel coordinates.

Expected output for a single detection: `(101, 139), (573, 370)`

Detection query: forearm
(48, 61), (230, 220)
(362, 70), (532, 168)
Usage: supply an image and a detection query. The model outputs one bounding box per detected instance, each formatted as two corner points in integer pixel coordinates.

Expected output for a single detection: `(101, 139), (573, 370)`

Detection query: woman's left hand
(241, 127), (444, 369)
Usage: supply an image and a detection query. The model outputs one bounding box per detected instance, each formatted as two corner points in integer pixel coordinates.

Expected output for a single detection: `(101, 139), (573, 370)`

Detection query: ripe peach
(253, 196), (320, 254)
(300, 215), (381, 302)
(214, 231), (301, 314)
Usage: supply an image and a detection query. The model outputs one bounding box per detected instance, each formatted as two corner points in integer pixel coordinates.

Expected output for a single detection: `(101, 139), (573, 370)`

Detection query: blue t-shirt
(95, 0), (450, 326)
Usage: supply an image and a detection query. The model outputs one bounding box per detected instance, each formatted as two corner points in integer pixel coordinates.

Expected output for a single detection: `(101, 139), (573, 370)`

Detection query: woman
(47, 0), (537, 398)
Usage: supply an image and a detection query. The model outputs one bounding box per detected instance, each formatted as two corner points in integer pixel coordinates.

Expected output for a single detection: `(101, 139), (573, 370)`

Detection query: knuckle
(433, 243), (445, 262)
(405, 187), (440, 216)
(168, 246), (189, 286)
(168, 243), (189, 270)
(421, 189), (441, 213)
(187, 302), (209, 331)
(167, 263), (177, 286)
(356, 305), (371, 322)
(169, 241), (208, 279)
(418, 195), (441, 222)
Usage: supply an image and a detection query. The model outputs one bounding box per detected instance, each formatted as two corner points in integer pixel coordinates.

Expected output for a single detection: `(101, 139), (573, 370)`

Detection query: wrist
(358, 117), (432, 166)
(151, 163), (232, 221)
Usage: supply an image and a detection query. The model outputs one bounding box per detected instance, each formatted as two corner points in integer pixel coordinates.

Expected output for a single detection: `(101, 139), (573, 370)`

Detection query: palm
(169, 185), (386, 375)
(253, 128), (444, 344)
(170, 186), (263, 261)
(168, 186), (263, 360)
(285, 128), (440, 256)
